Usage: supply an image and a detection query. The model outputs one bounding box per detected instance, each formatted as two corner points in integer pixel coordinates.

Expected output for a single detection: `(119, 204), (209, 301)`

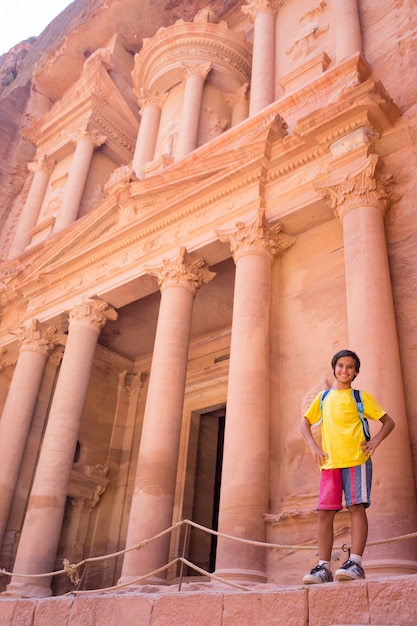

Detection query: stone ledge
(0, 574), (416, 625)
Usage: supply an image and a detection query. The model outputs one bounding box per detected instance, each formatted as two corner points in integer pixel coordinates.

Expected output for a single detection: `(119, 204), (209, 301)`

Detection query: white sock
(350, 553), (362, 565)
(319, 560), (331, 570)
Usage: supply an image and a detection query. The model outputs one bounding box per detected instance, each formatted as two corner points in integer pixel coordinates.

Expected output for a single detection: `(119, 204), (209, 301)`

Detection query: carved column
(227, 83), (250, 127)
(242, 0), (281, 115)
(119, 248), (215, 584)
(5, 298), (117, 598)
(333, 0), (362, 61)
(215, 210), (295, 583)
(0, 320), (63, 551)
(9, 153), (55, 258)
(3, 345), (65, 564)
(0, 349), (15, 412)
(103, 371), (142, 586)
(65, 498), (85, 563)
(132, 90), (167, 179)
(53, 128), (106, 234)
(175, 62), (212, 161)
(317, 154), (417, 574)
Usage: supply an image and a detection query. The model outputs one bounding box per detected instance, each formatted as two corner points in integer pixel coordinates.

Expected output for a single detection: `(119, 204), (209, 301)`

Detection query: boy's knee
(348, 503), (366, 510)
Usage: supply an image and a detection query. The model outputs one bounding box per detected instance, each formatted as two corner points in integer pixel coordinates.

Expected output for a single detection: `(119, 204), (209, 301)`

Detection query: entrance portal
(183, 407), (225, 574)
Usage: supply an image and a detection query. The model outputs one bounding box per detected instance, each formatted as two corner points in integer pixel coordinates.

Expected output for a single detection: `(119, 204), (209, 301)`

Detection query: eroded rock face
(0, 40), (36, 93)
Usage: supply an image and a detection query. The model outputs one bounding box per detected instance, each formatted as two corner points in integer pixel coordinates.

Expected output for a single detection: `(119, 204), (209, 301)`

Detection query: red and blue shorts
(318, 459), (372, 510)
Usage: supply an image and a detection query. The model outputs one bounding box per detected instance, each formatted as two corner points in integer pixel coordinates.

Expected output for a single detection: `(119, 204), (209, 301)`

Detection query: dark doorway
(183, 407), (225, 574)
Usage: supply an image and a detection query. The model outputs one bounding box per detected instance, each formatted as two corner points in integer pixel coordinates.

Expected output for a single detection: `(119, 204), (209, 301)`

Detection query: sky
(0, 0), (74, 56)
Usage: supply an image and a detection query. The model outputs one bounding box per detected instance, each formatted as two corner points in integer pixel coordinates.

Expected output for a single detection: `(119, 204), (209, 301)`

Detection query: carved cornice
(89, 104), (137, 159)
(293, 78), (400, 145)
(184, 360), (229, 399)
(266, 75), (400, 191)
(217, 209), (296, 262)
(133, 18), (252, 95)
(145, 247), (216, 296)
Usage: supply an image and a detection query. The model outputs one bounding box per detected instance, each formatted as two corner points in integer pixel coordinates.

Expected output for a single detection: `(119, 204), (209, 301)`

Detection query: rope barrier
(0, 521), (184, 581)
(63, 558), (251, 596)
(184, 519), (417, 551)
(64, 559), (181, 596)
(0, 519), (415, 595)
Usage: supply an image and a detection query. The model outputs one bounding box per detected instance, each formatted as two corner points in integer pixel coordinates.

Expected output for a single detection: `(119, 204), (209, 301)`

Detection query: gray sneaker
(335, 559), (365, 581)
(303, 564), (333, 584)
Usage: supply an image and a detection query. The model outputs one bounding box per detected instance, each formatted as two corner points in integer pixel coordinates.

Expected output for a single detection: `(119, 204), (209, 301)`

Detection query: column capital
(68, 298), (118, 335)
(242, 0), (284, 21)
(216, 209), (296, 263)
(145, 247), (216, 296)
(181, 61), (212, 81)
(28, 152), (55, 175)
(316, 154), (391, 221)
(138, 88), (168, 113)
(118, 370), (143, 395)
(70, 127), (107, 148)
(10, 319), (65, 355)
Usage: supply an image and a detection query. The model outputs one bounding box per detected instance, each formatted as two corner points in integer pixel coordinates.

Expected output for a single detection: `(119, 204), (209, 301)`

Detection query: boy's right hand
(301, 416), (329, 466)
(309, 442), (329, 467)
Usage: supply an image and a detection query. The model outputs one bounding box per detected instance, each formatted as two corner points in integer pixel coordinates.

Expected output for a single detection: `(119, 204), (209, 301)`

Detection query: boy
(301, 349), (395, 583)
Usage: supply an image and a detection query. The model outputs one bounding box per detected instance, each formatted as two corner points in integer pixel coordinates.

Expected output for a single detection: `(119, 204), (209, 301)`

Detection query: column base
(2, 581), (52, 598)
(363, 558), (417, 577)
(117, 574), (168, 588)
(213, 568), (267, 584)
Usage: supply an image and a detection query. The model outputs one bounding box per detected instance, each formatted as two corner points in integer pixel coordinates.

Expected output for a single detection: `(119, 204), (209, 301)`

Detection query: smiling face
(333, 356), (358, 388)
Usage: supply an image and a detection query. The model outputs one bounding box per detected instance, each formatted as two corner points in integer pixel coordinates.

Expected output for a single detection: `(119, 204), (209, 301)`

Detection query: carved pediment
(1, 109), (284, 284)
(23, 53), (139, 164)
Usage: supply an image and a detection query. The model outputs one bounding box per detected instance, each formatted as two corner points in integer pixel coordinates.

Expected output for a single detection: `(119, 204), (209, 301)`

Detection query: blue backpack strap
(317, 389), (331, 426)
(352, 389), (370, 441)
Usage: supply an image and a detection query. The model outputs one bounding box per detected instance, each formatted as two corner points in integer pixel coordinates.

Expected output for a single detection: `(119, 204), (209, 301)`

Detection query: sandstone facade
(0, 0), (416, 617)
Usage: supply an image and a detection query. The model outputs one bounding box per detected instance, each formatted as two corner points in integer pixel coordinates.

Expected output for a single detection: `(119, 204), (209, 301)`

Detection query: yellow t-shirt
(304, 388), (386, 469)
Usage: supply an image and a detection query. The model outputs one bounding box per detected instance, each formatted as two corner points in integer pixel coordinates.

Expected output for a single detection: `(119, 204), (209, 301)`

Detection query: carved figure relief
(155, 120), (179, 158)
(285, 1), (329, 60)
(41, 174), (68, 220)
(198, 108), (229, 144)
